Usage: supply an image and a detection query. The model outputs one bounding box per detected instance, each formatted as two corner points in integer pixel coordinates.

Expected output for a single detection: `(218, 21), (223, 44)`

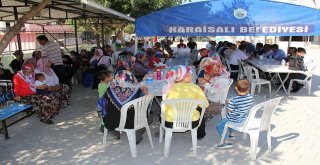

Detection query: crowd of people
(0, 35), (314, 148)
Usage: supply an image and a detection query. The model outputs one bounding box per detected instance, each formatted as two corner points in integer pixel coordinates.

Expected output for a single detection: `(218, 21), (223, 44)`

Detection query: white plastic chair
(288, 64), (317, 95)
(238, 60), (247, 79)
(225, 58), (240, 79)
(219, 97), (282, 160)
(159, 99), (207, 157)
(245, 65), (271, 97)
(102, 95), (154, 158)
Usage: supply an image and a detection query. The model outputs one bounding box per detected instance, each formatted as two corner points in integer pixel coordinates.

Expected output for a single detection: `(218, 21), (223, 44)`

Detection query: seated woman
(132, 52), (148, 81)
(146, 49), (160, 69)
(102, 70), (148, 143)
(203, 62), (231, 103)
(13, 64), (60, 124)
(35, 57), (71, 108)
(197, 57), (215, 89)
(163, 65), (209, 139)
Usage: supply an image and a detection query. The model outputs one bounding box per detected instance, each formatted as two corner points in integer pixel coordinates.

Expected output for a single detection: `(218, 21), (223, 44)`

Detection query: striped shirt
(226, 94), (254, 123)
(41, 41), (63, 65)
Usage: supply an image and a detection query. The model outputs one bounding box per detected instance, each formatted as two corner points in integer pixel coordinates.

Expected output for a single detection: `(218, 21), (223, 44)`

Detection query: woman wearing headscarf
(163, 65), (209, 139)
(90, 49), (113, 89)
(13, 64), (60, 124)
(132, 52), (148, 81)
(35, 57), (71, 108)
(102, 70), (148, 143)
(201, 62), (231, 121)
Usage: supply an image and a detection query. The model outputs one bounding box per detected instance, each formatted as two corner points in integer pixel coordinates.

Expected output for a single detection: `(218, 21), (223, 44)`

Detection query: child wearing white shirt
(35, 73), (51, 95)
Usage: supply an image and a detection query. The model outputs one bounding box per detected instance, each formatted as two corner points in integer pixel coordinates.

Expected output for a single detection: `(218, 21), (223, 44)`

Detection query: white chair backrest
(219, 79), (234, 104)
(245, 65), (260, 81)
(242, 97), (282, 132)
(238, 60), (247, 76)
(259, 97), (282, 131)
(225, 58), (232, 71)
(161, 99), (206, 131)
(118, 95), (154, 130)
(305, 64), (317, 80)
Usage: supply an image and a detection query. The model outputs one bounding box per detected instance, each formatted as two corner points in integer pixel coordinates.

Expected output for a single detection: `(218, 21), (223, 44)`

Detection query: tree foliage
(75, 0), (190, 44)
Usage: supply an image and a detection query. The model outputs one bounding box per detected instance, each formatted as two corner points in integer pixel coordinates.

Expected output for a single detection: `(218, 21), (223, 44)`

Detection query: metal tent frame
(0, 0), (135, 53)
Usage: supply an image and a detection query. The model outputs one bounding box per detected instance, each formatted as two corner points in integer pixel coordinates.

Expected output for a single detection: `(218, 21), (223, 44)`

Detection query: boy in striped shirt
(216, 79), (254, 149)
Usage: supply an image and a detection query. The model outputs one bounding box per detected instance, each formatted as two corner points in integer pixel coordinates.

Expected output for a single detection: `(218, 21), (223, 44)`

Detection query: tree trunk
(0, 0), (52, 54)
(115, 23), (128, 42)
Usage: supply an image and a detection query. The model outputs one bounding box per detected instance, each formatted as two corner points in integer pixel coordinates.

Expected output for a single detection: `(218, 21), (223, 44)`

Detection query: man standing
(36, 35), (66, 84)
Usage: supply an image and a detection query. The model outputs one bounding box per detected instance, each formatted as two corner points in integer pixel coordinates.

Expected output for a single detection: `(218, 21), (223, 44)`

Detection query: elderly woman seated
(35, 56), (71, 108)
(13, 64), (60, 124)
(163, 65), (209, 139)
(132, 52), (149, 81)
(102, 70), (148, 143)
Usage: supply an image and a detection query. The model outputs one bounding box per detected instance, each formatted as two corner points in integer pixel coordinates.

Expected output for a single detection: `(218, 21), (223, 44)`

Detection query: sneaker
(217, 143), (233, 149)
(40, 119), (55, 125)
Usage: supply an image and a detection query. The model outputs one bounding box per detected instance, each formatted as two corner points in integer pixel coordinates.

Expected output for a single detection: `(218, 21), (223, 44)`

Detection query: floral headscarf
(204, 60), (230, 80)
(163, 65), (192, 96)
(37, 57), (53, 76)
(17, 64), (36, 92)
(107, 70), (140, 110)
(199, 57), (214, 70)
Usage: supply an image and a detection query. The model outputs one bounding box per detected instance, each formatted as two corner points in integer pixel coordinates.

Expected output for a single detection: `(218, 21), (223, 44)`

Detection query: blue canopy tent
(135, 0), (320, 37)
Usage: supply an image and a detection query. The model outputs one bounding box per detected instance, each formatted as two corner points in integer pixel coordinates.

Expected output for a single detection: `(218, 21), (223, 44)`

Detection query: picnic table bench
(0, 80), (33, 140)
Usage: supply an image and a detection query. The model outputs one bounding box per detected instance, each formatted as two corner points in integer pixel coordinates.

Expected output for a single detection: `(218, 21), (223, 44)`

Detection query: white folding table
(248, 59), (306, 95)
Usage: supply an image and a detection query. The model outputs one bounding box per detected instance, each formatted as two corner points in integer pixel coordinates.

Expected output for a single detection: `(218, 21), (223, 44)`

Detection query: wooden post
(74, 18), (79, 54)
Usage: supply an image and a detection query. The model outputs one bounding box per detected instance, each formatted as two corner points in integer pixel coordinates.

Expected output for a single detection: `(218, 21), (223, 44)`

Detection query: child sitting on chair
(34, 73), (51, 95)
(216, 79), (254, 149)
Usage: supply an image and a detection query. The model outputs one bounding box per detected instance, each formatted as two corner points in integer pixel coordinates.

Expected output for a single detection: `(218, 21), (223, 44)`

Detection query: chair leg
(267, 128), (272, 152)
(159, 127), (163, 143)
(251, 84), (256, 96)
(288, 80), (294, 95)
(307, 80), (312, 95)
(191, 129), (198, 156)
(103, 127), (108, 145)
(268, 83), (272, 98)
(258, 84), (261, 93)
(164, 129), (173, 157)
(219, 126), (228, 145)
(126, 130), (137, 158)
(248, 132), (259, 160)
(145, 125), (154, 149)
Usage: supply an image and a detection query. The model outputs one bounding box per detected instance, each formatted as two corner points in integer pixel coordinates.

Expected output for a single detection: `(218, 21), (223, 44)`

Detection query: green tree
(77, 0), (190, 46)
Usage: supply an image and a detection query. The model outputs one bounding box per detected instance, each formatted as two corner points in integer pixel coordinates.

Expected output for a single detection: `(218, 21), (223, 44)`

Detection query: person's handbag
(288, 56), (307, 71)
(204, 101), (222, 122)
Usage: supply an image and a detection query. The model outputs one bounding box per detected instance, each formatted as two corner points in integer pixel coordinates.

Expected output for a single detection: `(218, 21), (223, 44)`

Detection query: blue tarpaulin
(135, 0), (320, 36)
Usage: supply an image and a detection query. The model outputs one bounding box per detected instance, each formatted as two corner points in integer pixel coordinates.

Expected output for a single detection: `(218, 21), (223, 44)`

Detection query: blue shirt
(226, 94), (254, 123)
(271, 49), (287, 61)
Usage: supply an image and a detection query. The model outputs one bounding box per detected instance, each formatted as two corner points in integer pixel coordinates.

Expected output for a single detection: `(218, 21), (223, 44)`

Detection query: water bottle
(156, 69), (161, 80)
(281, 59), (286, 66)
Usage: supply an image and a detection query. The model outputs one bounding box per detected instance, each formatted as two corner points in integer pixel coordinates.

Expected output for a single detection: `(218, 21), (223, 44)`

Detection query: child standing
(34, 73), (51, 95)
(97, 70), (113, 133)
(216, 79), (254, 148)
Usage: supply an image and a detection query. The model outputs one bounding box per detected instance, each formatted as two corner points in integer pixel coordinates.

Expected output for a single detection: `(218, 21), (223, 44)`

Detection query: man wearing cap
(36, 35), (66, 84)
(9, 50), (24, 74)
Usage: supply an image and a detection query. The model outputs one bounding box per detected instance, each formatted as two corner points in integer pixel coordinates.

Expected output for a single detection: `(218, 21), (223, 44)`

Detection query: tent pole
(134, 35), (138, 54)
(74, 18), (79, 54)
(288, 36), (292, 48)
(264, 36), (267, 44)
